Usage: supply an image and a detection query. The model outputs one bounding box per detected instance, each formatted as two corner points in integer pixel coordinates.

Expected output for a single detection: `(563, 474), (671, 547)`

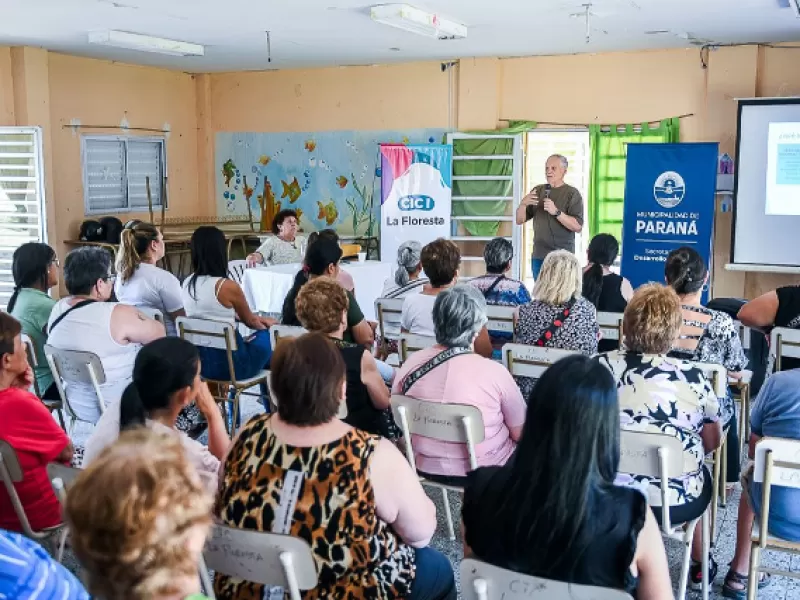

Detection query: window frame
(80, 134), (168, 216)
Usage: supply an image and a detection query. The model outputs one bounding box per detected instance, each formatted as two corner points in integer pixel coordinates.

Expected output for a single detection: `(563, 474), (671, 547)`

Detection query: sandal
(689, 555), (718, 590)
(722, 568), (771, 599)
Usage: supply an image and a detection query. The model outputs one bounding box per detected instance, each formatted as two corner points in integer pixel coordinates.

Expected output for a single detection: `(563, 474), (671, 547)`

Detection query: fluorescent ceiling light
(370, 4), (467, 40)
(88, 30), (205, 57)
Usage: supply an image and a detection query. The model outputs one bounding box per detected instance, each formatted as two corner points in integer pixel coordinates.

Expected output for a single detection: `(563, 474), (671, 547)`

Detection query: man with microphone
(515, 154), (584, 279)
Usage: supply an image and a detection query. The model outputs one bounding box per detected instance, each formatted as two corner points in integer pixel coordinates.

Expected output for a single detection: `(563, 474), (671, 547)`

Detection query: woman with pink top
(392, 284), (526, 485)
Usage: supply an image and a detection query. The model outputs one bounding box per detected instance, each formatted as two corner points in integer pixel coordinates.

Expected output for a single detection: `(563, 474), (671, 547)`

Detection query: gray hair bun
(395, 241), (423, 287)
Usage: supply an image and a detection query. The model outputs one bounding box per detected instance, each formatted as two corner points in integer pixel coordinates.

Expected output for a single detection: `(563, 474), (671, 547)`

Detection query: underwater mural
(215, 129), (449, 237)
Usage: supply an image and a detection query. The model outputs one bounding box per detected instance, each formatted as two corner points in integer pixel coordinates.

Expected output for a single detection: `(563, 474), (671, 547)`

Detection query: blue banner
(621, 143), (718, 300)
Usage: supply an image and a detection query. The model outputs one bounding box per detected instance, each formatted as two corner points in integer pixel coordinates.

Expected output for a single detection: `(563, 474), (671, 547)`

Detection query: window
(523, 130), (590, 284)
(81, 135), (166, 215)
(0, 127), (47, 310)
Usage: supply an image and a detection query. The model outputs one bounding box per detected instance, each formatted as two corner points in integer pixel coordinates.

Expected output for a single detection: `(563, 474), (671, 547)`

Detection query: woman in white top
(46, 247), (165, 424)
(114, 221), (185, 336)
(246, 209), (307, 266)
(401, 238), (493, 358)
(84, 338), (228, 491)
(182, 226), (276, 386)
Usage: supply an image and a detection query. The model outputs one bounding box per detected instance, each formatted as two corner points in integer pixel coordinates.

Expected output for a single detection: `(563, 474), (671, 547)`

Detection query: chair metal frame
(202, 524), (318, 600)
(460, 558), (634, 600)
(618, 430), (711, 600)
(0, 441), (68, 561)
(398, 333), (437, 365)
(268, 324), (308, 351)
(374, 297), (405, 356)
(484, 305), (516, 338)
(21, 333), (65, 429)
(176, 316), (268, 436)
(767, 326), (800, 377)
(136, 306), (165, 325)
(391, 394), (485, 541)
(747, 437), (800, 600)
(501, 343), (579, 380)
(43, 344), (108, 434)
(597, 311), (624, 344)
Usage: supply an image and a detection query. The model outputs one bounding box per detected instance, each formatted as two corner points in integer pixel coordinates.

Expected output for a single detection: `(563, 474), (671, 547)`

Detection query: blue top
(0, 529), (89, 599)
(469, 275), (532, 359)
(750, 369), (800, 541)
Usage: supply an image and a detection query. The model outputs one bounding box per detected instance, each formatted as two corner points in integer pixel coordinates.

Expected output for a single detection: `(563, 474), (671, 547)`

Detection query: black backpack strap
(482, 275), (505, 299)
(48, 299), (96, 334)
(400, 346), (472, 395)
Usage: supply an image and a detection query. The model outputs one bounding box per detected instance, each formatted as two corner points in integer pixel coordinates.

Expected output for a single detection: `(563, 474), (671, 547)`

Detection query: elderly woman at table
(246, 209), (306, 266)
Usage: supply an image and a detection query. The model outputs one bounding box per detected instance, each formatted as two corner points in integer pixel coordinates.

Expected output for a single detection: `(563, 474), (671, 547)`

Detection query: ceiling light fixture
(370, 4), (467, 40)
(88, 30), (205, 56)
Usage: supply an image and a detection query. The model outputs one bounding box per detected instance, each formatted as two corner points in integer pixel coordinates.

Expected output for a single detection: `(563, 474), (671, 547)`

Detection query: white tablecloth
(242, 260), (393, 322)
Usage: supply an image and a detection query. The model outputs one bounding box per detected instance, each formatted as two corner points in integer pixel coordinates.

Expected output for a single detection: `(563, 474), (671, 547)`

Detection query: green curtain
(587, 118), (680, 248)
(452, 121), (536, 236)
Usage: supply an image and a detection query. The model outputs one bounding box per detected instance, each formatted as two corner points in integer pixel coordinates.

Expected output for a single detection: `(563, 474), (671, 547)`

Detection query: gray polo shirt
(524, 183), (584, 259)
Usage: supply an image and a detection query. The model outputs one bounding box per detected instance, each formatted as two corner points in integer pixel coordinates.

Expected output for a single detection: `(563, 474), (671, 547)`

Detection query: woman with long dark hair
(582, 233), (633, 309)
(83, 337), (228, 491)
(7, 242), (59, 398)
(462, 355), (672, 598)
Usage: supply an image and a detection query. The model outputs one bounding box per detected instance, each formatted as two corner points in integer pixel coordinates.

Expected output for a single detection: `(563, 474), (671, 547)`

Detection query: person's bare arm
(361, 352), (391, 410)
(371, 438), (436, 547)
(621, 277), (635, 302)
(246, 252), (265, 267)
(508, 424), (523, 442)
(738, 291), (778, 332)
(351, 319), (375, 348)
(56, 440), (75, 464)
(633, 508), (673, 600)
(195, 382), (230, 460)
(112, 304), (166, 345)
(474, 327), (493, 358)
(218, 280), (274, 330)
(555, 211), (583, 233)
(515, 190), (537, 225)
(700, 421), (723, 454)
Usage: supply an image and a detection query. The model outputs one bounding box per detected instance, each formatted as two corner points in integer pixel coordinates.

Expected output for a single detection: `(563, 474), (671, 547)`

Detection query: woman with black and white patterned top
(515, 250), (598, 399)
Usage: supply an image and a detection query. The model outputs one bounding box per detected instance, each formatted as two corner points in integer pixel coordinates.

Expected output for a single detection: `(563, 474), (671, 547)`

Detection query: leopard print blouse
(214, 414), (415, 599)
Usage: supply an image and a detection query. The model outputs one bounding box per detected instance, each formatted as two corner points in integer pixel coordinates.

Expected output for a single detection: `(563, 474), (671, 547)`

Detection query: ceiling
(1, 0), (799, 72)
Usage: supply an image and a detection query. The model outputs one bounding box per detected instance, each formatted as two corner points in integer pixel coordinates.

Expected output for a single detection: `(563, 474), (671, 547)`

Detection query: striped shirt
(0, 529), (89, 599)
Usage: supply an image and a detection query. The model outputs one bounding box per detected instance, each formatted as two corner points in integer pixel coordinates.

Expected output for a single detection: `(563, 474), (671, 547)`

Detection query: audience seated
(47, 246), (164, 424)
(282, 237), (373, 347)
(379, 240), (428, 353)
(0, 528), (89, 599)
(597, 284), (723, 589)
(665, 246), (746, 484)
(215, 333), (455, 600)
(246, 208), (307, 266)
(83, 338), (228, 490)
(469, 237), (531, 358)
(462, 355), (672, 599)
(582, 233), (631, 352)
(401, 238), (493, 359)
(65, 429), (213, 600)
(7, 242), (60, 399)
(392, 285), (525, 484)
(738, 281), (800, 371)
(296, 277), (400, 439)
(308, 228), (356, 292)
(515, 249), (599, 398)
(722, 369), (800, 598)
(182, 226), (276, 383)
(0, 313), (73, 533)
(114, 221), (185, 336)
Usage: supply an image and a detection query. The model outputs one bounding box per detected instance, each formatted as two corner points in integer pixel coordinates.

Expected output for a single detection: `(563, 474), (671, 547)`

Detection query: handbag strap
(400, 346), (472, 395)
(386, 278), (428, 299)
(534, 298), (577, 347)
(481, 275), (505, 299)
(48, 299), (96, 334)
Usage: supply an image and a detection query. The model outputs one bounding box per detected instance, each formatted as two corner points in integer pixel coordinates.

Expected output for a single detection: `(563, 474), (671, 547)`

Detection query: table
(242, 260), (393, 322)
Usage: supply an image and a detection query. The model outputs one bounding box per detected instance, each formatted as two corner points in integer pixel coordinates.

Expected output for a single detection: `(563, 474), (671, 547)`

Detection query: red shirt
(0, 387), (69, 532)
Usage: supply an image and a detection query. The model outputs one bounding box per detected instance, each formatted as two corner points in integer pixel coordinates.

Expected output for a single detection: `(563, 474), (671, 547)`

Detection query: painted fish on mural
(304, 140), (317, 152)
(281, 177), (302, 203)
(258, 155), (271, 166)
(335, 176), (348, 189)
(317, 200), (339, 226)
(222, 159), (236, 186)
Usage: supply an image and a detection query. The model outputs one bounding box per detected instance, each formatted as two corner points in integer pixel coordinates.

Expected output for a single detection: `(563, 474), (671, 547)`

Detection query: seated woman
(83, 337), (228, 491)
(665, 246), (747, 485)
(401, 238), (493, 358)
(215, 333), (455, 600)
(246, 209), (306, 266)
(308, 228), (356, 292)
(378, 240), (428, 356)
(392, 285), (526, 483)
(515, 250), (599, 398)
(282, 237), (374, 347)
(114, 221), (185, 337)
(463, 355), (672, 599)
(7, 242), (59, 399)
(296, 277), (399, 439)
(469, 237), (531, 358)
(582, 233), (632, 352)
(182, 226), (276, 383)
(47, 247), (165, 424)
(65, 429), (214, 600)
(0, 313), (73, 534)
(596, 284), (723, 589)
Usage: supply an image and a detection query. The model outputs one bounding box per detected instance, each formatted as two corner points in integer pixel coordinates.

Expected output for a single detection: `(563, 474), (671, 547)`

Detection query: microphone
(543, 183), (552, 198)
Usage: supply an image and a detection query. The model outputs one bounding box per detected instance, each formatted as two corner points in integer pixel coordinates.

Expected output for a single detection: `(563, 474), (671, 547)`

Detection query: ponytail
(119, 382), (147, 431)
(116, 223), (160, 284)
(582, 263), (604, 308)
(6, 287), (21, 314)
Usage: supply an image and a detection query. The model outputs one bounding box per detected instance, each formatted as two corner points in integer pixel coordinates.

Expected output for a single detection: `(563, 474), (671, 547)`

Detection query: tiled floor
(66, 397), (797, 599)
